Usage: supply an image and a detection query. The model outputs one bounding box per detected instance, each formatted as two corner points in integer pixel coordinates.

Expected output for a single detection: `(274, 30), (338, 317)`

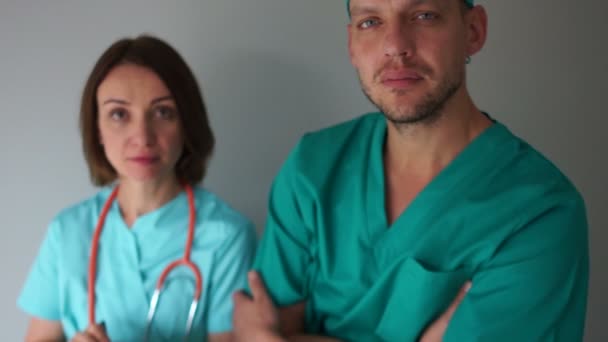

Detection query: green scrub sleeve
(445, 195), (588, 342)
(252, 140), (313, 306)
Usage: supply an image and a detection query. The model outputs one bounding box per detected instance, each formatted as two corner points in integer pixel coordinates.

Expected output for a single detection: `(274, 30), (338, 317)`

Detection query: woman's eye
(154, 106), (176, 120)
(109, 109), (127, 121)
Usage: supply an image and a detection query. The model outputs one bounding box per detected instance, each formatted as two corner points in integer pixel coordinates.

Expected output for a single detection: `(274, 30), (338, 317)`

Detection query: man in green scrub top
(233, 0), (589, 341)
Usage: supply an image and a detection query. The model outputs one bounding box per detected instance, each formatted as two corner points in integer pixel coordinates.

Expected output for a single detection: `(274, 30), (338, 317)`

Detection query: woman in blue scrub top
(18, 35), (256, 342)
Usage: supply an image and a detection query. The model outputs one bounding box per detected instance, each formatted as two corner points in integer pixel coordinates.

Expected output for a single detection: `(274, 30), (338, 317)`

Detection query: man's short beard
(361, 70), (463, 129)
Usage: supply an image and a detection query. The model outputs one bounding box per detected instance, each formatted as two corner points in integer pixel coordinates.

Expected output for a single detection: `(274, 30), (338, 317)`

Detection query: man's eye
(359, 18), (381, 29)
(416, 12), (438, 20)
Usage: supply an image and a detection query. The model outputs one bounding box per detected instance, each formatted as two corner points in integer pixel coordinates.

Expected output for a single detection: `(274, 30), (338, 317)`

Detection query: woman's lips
(129, 156), (159, 165)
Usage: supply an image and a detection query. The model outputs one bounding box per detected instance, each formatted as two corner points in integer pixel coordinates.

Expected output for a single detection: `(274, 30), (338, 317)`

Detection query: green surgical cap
(346, 0), (475, 17)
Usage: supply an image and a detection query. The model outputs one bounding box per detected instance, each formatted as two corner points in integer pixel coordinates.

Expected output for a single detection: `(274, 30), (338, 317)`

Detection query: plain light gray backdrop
(1, 0), (606, 340)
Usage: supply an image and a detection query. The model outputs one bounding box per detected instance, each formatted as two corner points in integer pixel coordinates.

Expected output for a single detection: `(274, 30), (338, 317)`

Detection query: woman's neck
(116, 176), (183, 227)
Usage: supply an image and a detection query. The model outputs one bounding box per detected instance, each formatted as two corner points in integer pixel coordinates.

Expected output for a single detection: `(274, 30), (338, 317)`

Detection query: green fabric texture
(253, 113), (588, 341)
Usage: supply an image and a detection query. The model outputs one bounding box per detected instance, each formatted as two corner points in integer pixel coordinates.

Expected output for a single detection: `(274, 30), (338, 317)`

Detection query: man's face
(348, 0), (475, 125)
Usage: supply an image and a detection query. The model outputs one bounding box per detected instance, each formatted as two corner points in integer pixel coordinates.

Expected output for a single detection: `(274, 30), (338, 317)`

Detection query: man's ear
(465, 6), (488, 58)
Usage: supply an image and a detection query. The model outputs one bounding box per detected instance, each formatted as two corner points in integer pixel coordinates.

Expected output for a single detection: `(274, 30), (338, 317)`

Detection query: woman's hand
(70, 323), (109, 342)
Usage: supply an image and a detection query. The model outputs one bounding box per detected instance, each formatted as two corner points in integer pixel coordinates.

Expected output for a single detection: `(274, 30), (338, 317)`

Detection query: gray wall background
(1, 0), (605, 340)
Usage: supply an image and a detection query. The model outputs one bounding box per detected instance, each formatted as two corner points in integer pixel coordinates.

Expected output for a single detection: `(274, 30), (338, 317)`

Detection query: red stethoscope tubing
(87, 184), (202, 326)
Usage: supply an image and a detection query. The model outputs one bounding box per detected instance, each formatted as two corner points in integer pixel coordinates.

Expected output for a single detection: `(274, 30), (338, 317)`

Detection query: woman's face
(96, 63), (184, 185)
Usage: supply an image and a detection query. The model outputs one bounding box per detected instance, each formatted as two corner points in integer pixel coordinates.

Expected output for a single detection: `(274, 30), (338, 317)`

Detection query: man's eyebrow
(350, 0), (436, 17)
(350, 5), (380, 17)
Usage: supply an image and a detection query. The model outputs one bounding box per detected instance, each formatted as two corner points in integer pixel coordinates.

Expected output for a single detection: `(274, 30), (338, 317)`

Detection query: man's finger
(248, 271), (271, 305)
(439, 281), (471, 323)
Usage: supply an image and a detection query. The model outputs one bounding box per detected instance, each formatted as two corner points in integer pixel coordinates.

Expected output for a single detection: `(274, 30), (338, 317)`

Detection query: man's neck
(382, 93), (492, 225)
(116, 175), (183, 227)
(384, 93), (492, 180)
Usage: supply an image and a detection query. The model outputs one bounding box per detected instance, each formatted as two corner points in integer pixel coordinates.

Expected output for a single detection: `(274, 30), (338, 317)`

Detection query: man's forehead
(346, 0), (473, 16)
(350, 0), (437, 5)
(349, 0), (441, 16)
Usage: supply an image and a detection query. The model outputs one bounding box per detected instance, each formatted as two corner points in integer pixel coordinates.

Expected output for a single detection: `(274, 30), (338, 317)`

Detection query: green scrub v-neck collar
(364, 116), (514, 264)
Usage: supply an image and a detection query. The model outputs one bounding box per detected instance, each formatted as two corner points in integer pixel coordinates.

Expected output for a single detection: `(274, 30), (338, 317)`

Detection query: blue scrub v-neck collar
(109, 189), (188, 237)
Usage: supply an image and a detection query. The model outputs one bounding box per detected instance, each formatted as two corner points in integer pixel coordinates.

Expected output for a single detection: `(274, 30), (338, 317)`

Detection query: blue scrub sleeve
(17, 220), (62, 321)
(207, 220), (257, 333)
(444, 195), (589, 341)
(252, 141), (313, 306)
